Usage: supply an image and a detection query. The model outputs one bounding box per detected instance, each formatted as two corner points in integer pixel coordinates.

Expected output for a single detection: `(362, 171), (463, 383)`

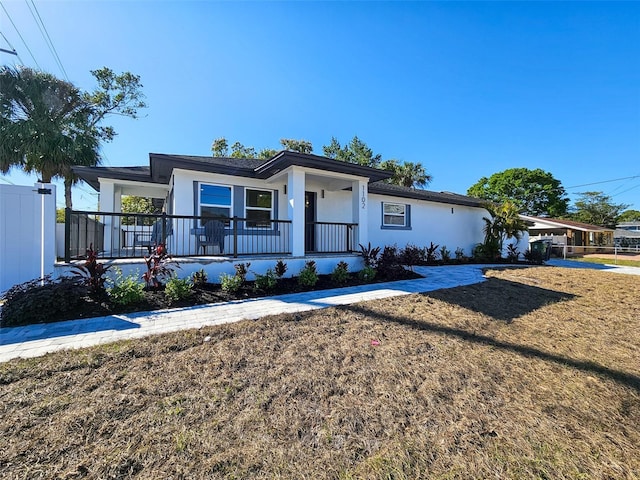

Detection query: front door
(305, 191), (316, 253)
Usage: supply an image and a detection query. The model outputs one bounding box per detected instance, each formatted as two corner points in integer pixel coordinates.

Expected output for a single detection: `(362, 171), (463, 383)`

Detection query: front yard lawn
(1, 266), (638, 479)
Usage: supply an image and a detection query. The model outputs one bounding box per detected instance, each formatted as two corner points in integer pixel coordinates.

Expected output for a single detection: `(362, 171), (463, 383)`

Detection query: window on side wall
(246, 189), (273, 228)
(382, 202), (408, 228)
(199, 183), (232, 226)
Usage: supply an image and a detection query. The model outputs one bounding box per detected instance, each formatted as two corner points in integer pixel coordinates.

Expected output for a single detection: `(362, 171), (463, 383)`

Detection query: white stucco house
(67, 150), (492, 278)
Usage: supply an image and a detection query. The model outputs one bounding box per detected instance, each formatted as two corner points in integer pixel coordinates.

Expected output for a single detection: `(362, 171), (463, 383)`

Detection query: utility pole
(0, 47), (17, 55)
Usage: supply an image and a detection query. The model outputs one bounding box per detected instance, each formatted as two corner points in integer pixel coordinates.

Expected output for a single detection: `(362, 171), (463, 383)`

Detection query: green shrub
(298, 261), (318, 288)
(439, 245), (451, 264)
(234, 263), (250, 282)
(165, 276), (193, 303)
(358, 266), (376, 283)
(108, 269), (145, 306)
(377, 245), (406, 280)
(254, 269), (277, 292)
(1, 276), (88, 327)
(331, 261), (349, 285)
(455, 247), (466, 261)
(220, 273), (243, 293)
(191, 269), (208, 286)
(400, 244), (424, 266)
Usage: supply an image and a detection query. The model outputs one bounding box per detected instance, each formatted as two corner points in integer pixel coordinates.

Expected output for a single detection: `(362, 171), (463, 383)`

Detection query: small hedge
(1, 277), (89, 328)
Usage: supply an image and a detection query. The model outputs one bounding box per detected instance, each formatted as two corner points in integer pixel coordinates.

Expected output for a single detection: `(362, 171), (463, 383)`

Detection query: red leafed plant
(142, 243), (176, 289)
(71, 244), (110, 295)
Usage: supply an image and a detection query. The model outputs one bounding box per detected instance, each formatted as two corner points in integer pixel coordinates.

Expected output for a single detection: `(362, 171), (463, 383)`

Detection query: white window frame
(382, 202), (407, 227)
(199, 182), (233, 225)
(245, 188), (274, 228)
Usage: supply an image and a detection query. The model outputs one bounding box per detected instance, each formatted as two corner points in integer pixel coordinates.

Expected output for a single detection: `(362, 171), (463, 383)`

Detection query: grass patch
(570, 256), (640, 268)
(0, 267), (639, 479)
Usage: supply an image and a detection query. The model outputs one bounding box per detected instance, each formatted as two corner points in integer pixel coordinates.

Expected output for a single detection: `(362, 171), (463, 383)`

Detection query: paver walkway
(1, 261), (637, 363)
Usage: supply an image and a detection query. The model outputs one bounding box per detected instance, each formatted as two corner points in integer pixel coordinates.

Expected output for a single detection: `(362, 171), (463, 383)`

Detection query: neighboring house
(614, 221), (640, 249)
(521, 215), (614, 254)
(69, 151), (493, 277)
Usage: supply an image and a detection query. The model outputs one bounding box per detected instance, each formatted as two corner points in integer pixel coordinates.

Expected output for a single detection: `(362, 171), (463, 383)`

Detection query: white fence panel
(0, 184), (56, 294)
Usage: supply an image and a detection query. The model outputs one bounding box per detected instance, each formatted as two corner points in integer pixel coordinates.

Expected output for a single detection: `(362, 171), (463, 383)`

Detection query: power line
(0, 29), (26, 65)
(24, 0), (68, 81)
(0, 1), (40, 68)
(610, 182), (640, 198)
(566, 175), (640, 189)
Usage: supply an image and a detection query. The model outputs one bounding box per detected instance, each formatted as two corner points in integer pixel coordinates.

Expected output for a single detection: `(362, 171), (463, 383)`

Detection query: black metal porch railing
(65, 210), (293, 261)
(64, 210), (358, 261)
(306, 221), (358, 254)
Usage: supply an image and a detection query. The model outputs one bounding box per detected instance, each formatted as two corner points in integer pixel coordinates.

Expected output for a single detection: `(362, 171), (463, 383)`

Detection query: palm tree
(380, 159), (432, 188)
(482, 201), (528, 257)
(0, 66), (100, 207)
(394, 161), (432, 188)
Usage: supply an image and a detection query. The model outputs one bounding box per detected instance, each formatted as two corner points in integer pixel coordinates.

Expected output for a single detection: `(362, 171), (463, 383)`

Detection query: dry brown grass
(1, 266), (638, 479)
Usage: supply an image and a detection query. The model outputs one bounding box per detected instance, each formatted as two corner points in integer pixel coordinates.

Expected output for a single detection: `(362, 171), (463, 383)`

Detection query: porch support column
(288, 167), (305, 256)
(112, 186), (122, 250)
(100, 181), (115, 252)
(352, 179), (368, 248)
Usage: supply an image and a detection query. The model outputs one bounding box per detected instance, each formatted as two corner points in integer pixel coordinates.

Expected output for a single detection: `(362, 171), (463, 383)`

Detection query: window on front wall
(199, 183), (232, 225)
(246, 189), (273, 228)
(382, 202), (407, 227)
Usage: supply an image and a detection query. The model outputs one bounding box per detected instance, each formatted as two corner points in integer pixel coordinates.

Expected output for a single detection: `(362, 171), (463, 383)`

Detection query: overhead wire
(0, 0), (40, 68)
(0, 31), (25, 64)
(565, 175), (640, 190)
(24, 0), (68, 80)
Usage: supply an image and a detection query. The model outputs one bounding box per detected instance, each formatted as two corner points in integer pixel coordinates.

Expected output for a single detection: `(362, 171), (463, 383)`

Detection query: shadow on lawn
(343, 278), (640, 392)
(426, 276), (576, 323)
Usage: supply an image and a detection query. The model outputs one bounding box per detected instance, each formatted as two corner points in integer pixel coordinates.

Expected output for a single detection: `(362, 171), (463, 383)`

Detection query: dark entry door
(305, 191), (316, 252)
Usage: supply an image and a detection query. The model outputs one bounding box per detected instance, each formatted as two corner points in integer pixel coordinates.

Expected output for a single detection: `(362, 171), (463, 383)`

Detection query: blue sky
(1, 1), (639, 212)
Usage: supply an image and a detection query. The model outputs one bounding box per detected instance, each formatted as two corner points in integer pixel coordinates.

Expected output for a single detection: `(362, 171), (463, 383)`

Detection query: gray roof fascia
(72, 166), (153, 191)
(254, 150), (393, 183)
(368, 182), (487, 208)
(149, 153), (259, 183)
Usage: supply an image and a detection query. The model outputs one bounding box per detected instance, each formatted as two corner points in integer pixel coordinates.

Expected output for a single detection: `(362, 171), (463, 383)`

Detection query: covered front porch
(63, 209), (358, 261)
(67, 150), (392, 262)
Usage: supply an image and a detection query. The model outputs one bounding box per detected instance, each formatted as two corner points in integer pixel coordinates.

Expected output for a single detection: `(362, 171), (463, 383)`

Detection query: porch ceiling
(265, 167), (366, 191)
(107, 179), (169, 199)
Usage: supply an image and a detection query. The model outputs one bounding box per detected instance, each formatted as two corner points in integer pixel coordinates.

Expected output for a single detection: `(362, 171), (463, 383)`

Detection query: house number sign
(361, 185), (366, 209)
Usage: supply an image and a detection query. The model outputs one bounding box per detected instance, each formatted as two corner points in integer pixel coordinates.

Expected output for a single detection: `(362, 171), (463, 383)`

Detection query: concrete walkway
(1, 261), (638, 363)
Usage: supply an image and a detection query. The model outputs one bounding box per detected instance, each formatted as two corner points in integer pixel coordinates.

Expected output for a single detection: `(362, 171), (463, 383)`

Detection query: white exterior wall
(367, 194), (487, 255)
(169, 169), (490, 257)
(54, 254), (364, 284)
(0, 184), (56, 294)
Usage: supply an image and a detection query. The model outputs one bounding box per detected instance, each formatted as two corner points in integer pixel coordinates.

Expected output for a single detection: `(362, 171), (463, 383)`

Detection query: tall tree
(0, 66), (93, 183)
(571, 191), (629, 228)
(230, 141), (256, 158)
(280, 138), (313, 154)
(211, 137), (229, 156)
(0, 66), (146, 208)
(121, 195), (158, 225)
(324, 136), (430, 188)
(467, 168), (569, 217)
(257, 148), (278, 159)
(380, 159), (432, 188)
(618, 209), (640, 223)
(323, 135), (382, 167)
